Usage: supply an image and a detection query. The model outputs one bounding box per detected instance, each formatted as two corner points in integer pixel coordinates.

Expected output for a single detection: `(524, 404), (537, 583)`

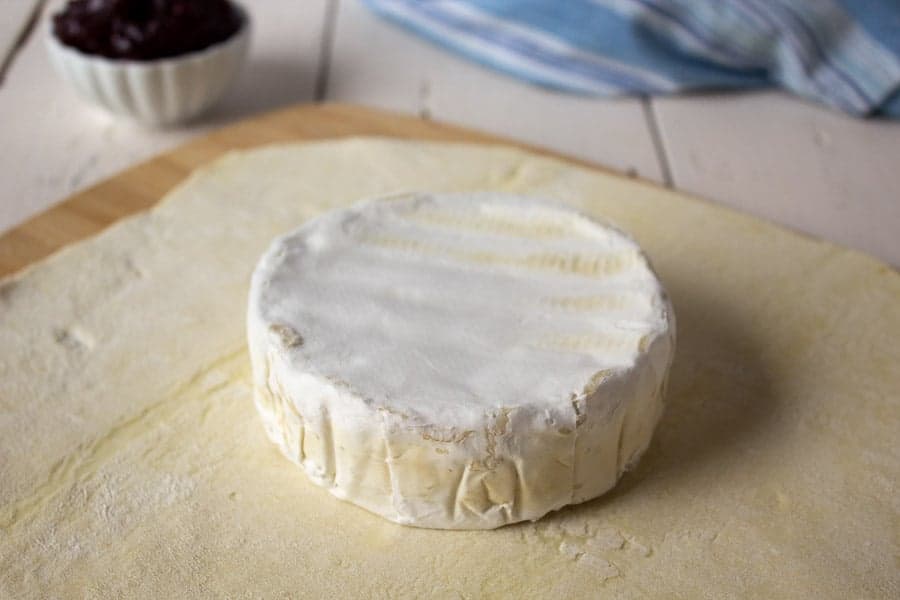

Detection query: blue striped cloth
(362, 0), (900, 118)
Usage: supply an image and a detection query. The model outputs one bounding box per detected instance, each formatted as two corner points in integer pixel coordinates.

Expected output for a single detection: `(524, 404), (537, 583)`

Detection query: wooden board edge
(0, 103), (638, 279)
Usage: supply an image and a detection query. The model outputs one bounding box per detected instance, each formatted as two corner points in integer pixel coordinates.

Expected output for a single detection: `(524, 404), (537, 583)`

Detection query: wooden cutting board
(3, 102), (897, 598)
(0, 103), (622, 278)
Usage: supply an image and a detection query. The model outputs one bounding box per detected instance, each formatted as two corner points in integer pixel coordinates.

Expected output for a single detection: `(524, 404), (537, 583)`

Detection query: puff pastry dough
(0, 140), (897, 598)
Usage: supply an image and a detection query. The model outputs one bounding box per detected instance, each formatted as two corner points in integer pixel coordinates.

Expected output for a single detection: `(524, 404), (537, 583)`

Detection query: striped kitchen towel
(362, 0), (900, 118)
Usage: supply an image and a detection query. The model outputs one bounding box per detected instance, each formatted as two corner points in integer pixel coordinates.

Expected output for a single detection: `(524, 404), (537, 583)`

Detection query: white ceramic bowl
(46, 3), (250, 127)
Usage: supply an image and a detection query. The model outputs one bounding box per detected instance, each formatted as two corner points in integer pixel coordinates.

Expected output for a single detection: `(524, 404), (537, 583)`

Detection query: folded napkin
(363, 0), (900, 117)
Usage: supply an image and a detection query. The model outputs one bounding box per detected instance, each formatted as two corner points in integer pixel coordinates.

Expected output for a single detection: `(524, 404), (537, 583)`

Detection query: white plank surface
(326, 0), (664, 183)
(0, 0), (40, 77)
(653, 92), (900, 266)
(0, 0), (329, 233)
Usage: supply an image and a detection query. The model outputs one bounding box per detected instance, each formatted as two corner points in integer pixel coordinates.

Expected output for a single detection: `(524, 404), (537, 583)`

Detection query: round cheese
(247, 192), (675, 529)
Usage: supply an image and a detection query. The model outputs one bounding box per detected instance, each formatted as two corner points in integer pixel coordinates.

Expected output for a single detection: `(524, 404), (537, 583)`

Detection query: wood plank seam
(0, 0), (46, 86)
(418, 79), (432, 120)
(642, 97), (674, 188)
(314, 0), (340, 102)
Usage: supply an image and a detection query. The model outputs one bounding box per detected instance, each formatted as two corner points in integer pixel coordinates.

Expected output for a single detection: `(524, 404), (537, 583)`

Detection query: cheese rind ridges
(247, 192), (675, 529)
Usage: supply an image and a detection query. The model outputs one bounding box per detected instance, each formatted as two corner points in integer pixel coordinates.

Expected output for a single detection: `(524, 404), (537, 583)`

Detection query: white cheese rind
(247, 192), (675, 529)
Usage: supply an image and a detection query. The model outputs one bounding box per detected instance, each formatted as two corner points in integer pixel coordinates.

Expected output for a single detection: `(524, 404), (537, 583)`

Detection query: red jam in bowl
(52, 0), (243, 61)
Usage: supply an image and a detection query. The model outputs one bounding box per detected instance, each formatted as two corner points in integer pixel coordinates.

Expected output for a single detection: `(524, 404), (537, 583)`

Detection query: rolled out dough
(0, 139), (897, 598)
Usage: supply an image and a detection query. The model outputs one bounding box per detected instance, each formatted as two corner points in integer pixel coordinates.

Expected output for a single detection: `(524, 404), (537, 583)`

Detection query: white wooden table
(2, 0), (898, 266)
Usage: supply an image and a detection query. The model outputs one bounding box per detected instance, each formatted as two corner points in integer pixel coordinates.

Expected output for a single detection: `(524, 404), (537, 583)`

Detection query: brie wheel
(247, 192), (675, 529)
